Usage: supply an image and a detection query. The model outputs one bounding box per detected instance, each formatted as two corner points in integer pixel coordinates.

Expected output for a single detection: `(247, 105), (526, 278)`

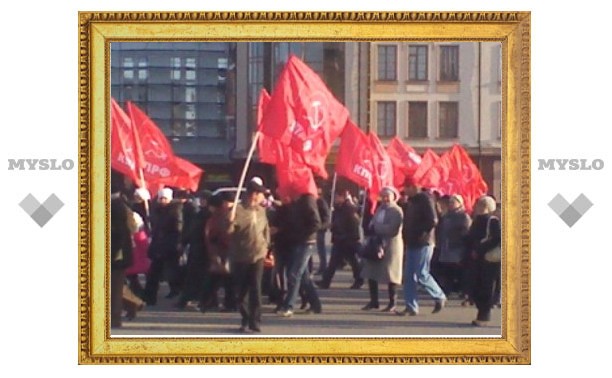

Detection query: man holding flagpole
(226, 178), (270, 333)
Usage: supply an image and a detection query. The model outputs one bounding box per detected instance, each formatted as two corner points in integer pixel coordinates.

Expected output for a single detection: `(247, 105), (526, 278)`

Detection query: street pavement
(112, 266), (501, 337)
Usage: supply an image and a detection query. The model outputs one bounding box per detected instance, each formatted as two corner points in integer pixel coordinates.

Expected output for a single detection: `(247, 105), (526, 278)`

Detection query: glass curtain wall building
(111, 42), (350, 189)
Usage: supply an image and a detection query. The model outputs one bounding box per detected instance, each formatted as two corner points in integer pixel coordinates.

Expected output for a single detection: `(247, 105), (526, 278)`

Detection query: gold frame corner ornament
(78, 11), (530, 365)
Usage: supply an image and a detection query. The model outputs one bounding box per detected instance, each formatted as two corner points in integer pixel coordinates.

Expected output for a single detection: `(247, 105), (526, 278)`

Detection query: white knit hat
(134, 187), (151, 201)
(158, 188), (173, 200)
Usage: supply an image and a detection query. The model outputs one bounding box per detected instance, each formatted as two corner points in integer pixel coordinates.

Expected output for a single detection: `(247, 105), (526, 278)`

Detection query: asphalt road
(112, 266), (501, 338)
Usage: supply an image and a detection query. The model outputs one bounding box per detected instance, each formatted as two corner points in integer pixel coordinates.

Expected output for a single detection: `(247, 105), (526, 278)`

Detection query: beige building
(368, 42), (502, 201)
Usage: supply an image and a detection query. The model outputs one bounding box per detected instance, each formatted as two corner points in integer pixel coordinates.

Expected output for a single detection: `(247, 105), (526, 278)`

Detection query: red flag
(259, 55), (349, 179)
(412, 149), (440, 187)
(170, 157), (204, 192)
(419, 145), (488, 212)
(126, 101), (179, 187)
(386, 137), (421, 188)
(274, 144), (318, 201)
(256, 89), (279, 165)
(443, 145), (488, 212)
(368, 133), (395, 213)
(110, 98), (145, 187)
(335, 121), (374, 188)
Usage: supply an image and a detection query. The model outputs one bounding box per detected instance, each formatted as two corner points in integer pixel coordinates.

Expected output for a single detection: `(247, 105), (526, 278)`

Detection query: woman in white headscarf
(360, 187), (404, 312)
(466, 195), (501, 326)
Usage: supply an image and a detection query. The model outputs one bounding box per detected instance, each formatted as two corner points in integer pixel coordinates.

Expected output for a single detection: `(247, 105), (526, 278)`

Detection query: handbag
(482, 216), (501, 263)
(359, 235), (385, 261)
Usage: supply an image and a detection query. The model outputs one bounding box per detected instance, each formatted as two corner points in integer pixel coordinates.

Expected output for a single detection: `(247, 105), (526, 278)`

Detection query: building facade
(369, 42), (502, 200)
(111, 42), (355, 188)
(111, 42), (501, 199)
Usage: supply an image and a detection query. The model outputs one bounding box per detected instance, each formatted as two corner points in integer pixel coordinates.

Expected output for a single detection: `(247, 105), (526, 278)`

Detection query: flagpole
(231, 131), (261, 220)
(360, 188), (368, 220)
(329, 172), (337, 212)
(136, 168), (151, 230)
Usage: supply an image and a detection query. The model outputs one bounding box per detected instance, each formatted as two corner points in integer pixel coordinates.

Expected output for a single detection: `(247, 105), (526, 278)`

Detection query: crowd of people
(110, 173), (502, 332)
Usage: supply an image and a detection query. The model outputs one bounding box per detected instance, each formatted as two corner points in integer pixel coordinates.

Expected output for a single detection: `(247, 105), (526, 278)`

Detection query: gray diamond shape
(559, 205), (582, 228)
(41, 194), (64, 215)
(30, 205), (54, 227)
(571, 193), (593, 215)
(548, 194), (570, 215)
(19, 194), (41, 215)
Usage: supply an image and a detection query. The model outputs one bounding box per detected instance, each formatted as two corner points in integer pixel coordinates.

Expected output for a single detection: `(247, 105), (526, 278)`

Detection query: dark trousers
(473, 260), (501, 321)
(144, 257), (181, 305)
(178, 256), (207, 306)
(110, 267), (125, 328)
(321, 241), (361, 285)
(461, 258), (478, 300)
(232, 259), (264, 329)
(200, 272), (236, 310)
(367, 279), (398, 307)
(437, 262), (463, 295)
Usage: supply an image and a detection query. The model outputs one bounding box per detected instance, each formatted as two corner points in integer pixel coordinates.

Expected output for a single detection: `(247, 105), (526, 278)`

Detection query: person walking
(143, 188), (184, 305)
(200, 192), (236, 312)
(110, 183), (137, 328)
(277, 193), (322, 317)
(226, 179), (271, 332)
(360, 187), (404, 312)
(399, 179), (447, 316)
(316, 191), (363, 289)
(466, 195), (501, 326)
(436, 194), (471, 296)
(175, 190), (213, 309)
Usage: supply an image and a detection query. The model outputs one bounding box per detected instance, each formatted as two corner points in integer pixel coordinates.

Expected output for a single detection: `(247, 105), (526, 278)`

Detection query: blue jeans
(316, 230), (328, 272)
(403, 244), (447, 313)
(282, 243), (321, 311)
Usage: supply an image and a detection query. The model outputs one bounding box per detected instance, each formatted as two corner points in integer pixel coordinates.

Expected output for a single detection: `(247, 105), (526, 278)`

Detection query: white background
(0, 0), (609, 375)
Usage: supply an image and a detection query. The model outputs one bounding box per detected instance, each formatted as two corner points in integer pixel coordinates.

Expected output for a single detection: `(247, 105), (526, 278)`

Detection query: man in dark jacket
(399, 180), (447, 316)
(175, 190), (213, 309)
(143, 188), (184, 305)
(277, 193), (322, 317)
(316, 191), (363, 289)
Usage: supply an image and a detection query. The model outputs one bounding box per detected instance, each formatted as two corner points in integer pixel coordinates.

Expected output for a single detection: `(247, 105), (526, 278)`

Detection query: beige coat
(360, 202), (404, 284)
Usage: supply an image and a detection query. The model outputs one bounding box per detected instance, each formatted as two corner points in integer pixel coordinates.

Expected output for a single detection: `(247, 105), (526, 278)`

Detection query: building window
(377, 101), (396, 137)
(408, 102), (428, 138)
(408, 45), (428, 81)
(185, 58), (196, 81)
(273, 42), (306, 84)
(122, 57), (134, 80)
(137, 58), (148, 80)
(171, 57), (181, 80)
(439, 102), (459, 138)
(185, 87), (196, 103)
(377, 45), (397, 81)
(439, 46), (459, 82)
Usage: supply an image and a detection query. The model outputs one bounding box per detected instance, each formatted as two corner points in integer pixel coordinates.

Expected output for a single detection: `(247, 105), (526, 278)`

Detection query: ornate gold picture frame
(78, 11), (530, 364)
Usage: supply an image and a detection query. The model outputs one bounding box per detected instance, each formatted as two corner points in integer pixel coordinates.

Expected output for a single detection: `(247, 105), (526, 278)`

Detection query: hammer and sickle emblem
(306, 100), (324, 130)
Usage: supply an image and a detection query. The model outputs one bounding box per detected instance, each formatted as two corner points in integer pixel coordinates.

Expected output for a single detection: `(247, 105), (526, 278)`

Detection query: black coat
(317, 197), (331, 231)
(331, 200), (361, 245)
(148, 201), (183, 260)
(402, 191), (438, 248)
(466, 214), (501, 259)
(289, 194), (322, 245)
(269, 203), (294, 257)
